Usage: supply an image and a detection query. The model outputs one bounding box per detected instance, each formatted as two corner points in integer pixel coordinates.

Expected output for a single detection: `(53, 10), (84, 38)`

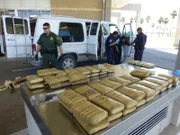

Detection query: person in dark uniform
(105, 31), (118, 64)
(131, 27), (147, 61)
(35, 23), (63, 69)
(114, 36), (126, 64)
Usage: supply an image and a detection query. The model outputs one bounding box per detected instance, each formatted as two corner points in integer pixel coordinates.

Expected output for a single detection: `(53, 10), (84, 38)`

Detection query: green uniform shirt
(37, 32), (62, 50)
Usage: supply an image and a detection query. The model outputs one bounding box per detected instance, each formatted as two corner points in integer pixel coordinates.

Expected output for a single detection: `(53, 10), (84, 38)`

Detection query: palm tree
(158, 17), (164, 36)
(130, 17), (134, 23)
(120, 17), (125, 25)
(170, 10), (177, 36)
(146, 16), (151, 34)
(163, 17), (169, 36)
(151, 23), (155, 36)
(140, 18), (144, 25)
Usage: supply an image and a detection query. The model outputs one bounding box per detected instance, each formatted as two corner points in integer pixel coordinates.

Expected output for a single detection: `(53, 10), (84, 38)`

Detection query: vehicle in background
(0, 15), (133, 69)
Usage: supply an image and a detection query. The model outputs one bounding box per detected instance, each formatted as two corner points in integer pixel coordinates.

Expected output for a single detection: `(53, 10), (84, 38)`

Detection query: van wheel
(59, 55), (77, 70)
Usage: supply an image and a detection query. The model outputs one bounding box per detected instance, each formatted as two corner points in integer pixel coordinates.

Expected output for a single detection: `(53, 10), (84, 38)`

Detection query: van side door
(87, 22), (100, 60)
(122, 23), (133, 57)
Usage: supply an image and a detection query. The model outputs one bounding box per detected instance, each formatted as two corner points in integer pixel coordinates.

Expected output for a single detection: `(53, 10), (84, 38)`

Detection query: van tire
(59, 55), (77, 70)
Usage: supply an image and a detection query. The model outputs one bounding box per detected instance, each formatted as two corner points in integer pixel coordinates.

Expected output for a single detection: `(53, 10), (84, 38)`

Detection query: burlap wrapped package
(105, 91), (137, 109)
(146, 96), (155, 102)
(103, 63), (115, 73)
(116, 87), (145, 101)
(37, 68), (58, 76)
(100, 79), (122, 89)
(90, 73), (99, 77)
(92, 65), (109, 72)
(64, 69), (79, 75)
(75, 67), (91, 75)
(74, 85), (101, 100)
(109, 77), (131, 86)
(56, 70), (67, 76)
(150, 75), (173, 84)
(57, 90), (87, 113)
(72, 100), (108, 125)
(145, 77), (168, 87)
(68, 73), (87, 83)
(44, 75), (69, 85)
(140, 62), (155, 68)
(85, 66), (100, 73)
(26, 75), (44, 84)
(130, 69), (151, 79)
(49, 81), (71, 89)
(136, 99), (146, 107)
(107, 112), (123, 122)
(26, 81), (44, 90)
(91, 95), (125, 115)
(123, 107), (136, 116)
(72, 79), (88, 85)
(128, 84), (155, 98)
(89, 83), (114, 94)
(120, 75), (140, 83)
(159, 74), (179, 86)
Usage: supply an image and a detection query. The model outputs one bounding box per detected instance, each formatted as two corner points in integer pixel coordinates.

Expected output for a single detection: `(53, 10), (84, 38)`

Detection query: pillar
(174, 7), (180, 47)
(136, 9), (141, 30)
(104, 0), (112, 21)
(175, 40), (180, 70)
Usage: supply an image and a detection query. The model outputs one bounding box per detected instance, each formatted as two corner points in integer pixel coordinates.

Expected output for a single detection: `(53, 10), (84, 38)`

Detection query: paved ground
(0, 46), (178, 135)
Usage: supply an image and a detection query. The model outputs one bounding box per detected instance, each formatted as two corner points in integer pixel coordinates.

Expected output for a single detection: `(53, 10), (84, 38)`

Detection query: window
(90, 23), (98, 35)
(123, 24), (131, 37)
(5, 18), (29, 34)
(102, 23), (109, 35)
(59, 22), (84, 42)
(109, 24), (119, 34)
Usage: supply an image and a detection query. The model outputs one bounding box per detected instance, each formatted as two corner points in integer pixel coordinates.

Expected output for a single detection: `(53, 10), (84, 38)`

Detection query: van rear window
(59, 22), (84, 42)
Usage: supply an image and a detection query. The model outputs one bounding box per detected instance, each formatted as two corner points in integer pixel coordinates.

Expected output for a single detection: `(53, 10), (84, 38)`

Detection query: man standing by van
(35, 22), (63, 69)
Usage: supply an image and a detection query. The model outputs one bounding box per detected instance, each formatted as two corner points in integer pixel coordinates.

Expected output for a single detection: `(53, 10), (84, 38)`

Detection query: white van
(0, 15), (133, 69)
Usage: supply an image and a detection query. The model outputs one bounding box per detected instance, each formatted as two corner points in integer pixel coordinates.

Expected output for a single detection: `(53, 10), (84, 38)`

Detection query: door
(87, 22), (100, 60)
(122, 23), (133, 57)
(2, 15), (32, 58)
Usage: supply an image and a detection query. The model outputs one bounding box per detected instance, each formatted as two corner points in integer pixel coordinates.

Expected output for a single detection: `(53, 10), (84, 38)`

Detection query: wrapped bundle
(130, 69), (151, 79)
(136, 99), (146, 107)
(90, 73), (100, 77)
(75, 67), (91, 75)
(150, 75), (173, 84)
(128, 60), (155, 68)
(49, 81), (71, 89)
(107, 112), (123, 122)
(109, 77), (131, 86)
(89, 83), (114, 94)
(146, 96), (155, 102)
(123, 107), (136, 116)
(26, 75), (44, 84)
(120, 75), (140, 83)
(56, 70), (67, 76)
(85, 66), (100, 73)
(128, 84), (155, 98)
(72, 100), (108, 125)
(37, 68), (58, 76)
(92, 65), (108, 72)
(44, 75), (69, 85)
(105, 91), (137, 109)
(116, 87), (145, 101)
(145, 77), (168, 87)
(64, 69), (79, 75)
(103, 63), (114, 73)
(72, 79), (88, 85)
(68, 73), (87, 83)
(99, 79), (122, 89)
(73, 85), (101, 100)
(26, 81), (44, 90)
(159, 74), (179, 86)
(57, 90), (87, 113)
(91, 95), (125, 115)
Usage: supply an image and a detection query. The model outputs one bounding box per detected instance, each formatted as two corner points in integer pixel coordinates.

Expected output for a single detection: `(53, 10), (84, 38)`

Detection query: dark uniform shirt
(37, 32), (62, 50)
(134, 33), (147, 50)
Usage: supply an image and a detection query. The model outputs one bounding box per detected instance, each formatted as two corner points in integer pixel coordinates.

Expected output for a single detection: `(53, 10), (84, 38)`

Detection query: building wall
(51, 0), (104, 20)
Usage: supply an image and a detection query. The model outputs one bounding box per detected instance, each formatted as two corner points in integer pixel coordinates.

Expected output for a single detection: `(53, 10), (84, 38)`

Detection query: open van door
(2, 15), (32, 58)
(122, 23), (133, 57)
(87, 22), (100, 60)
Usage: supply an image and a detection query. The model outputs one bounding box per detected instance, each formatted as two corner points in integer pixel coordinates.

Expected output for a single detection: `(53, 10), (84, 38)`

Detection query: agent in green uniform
(35, 22), (63, 69)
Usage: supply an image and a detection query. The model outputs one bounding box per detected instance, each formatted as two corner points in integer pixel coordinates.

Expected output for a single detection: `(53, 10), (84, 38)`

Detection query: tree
(120, 17), (125, 25)
(158, 17), (164, 36)
(170, 10), (177, 36)
(130, 17), (134, 23)
(163, 17), (169, 36)
(140, 18), (144, 24)
(151, 23), (155, 36)
(146, 16), (151, 34)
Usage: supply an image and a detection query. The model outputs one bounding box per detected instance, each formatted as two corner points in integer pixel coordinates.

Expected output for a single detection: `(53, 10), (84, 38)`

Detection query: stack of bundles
(120, 75), (140, 84)
(44, 75), (70, 89)
(144, 77), (169, 92)
(150, 75), (173, 89)
(104, 91), (137, 116)
(128, 60), (155, 68)
(56, 70), (67, 76)
(89, 83), (114, 95)
(103, 63), (115, 73)
(37, 68), (59, 77)
(75, 67), (91, 78)
(128, 84), (156, 102)
(92, 65), (108, 77)
(137, 80), (163, 96)
(99, 79), (122, 90)
(85, 66), (100, 78)
(91, 95), (125, 122)
(130, 69), (151, 79)
(73, 85), (101, 100)
(26, 75), (44, 90)
(64, 69), (79, 75)
(57, 90), (87, 113)
(109, 77), (131, 86)
(159, 74), (179, 87)
(116, 87), (146, 107)
(68, 72), (88, 85)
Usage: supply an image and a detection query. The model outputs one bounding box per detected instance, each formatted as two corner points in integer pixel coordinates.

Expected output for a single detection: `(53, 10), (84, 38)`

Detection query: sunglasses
(43, 27), (49, 30)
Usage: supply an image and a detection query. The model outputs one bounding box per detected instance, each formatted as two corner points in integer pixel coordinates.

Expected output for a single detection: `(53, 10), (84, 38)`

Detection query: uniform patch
(57, 36), (61, 40)
(50, 37), (53, 40)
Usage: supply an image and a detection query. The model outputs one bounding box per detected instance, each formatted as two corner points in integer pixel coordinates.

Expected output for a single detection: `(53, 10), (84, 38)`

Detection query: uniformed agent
(105, 31), (118, 64)
(131, 27), (147, 61)
(35, 22), (63, 69)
